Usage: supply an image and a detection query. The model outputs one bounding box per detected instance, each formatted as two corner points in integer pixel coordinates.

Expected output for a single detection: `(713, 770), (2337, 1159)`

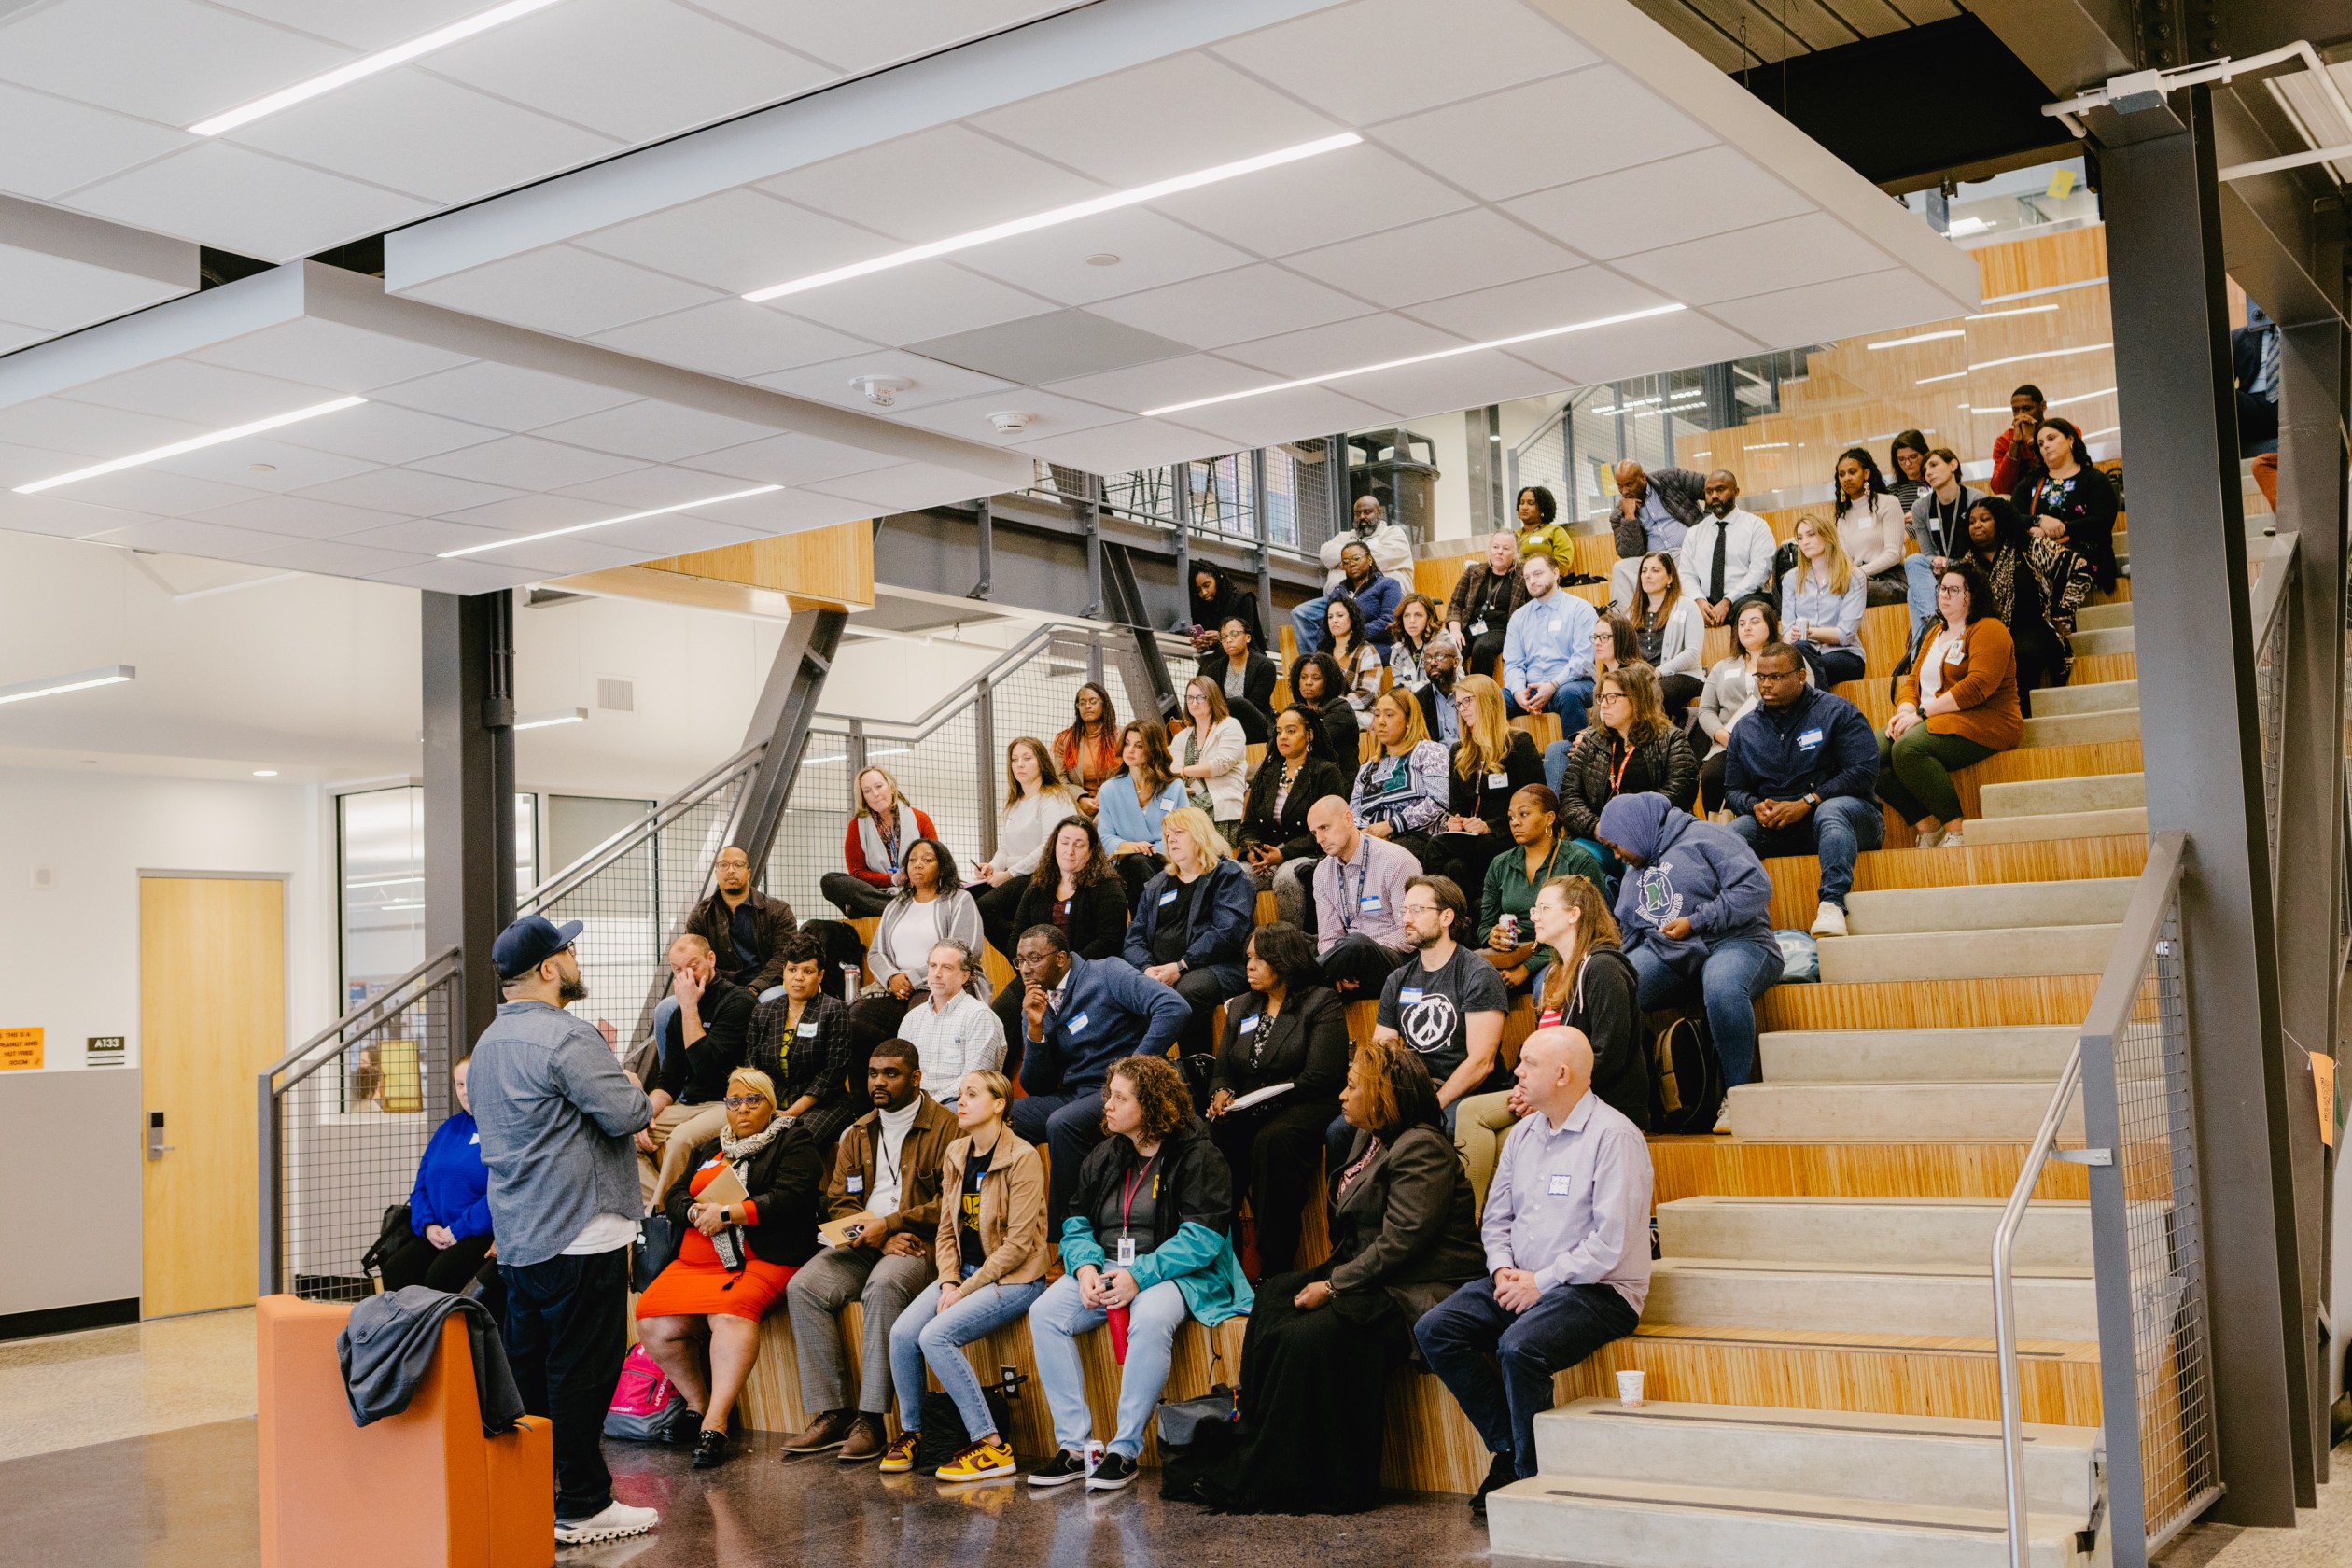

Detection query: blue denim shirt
(466, 1000), (651, 1267)
(1502, 590), (1599, 693)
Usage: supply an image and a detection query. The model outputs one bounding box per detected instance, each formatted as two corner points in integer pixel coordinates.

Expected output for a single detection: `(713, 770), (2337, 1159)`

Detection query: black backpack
(909, 1368), (1025, 1473)
(1649, 1014), (1726, 1135)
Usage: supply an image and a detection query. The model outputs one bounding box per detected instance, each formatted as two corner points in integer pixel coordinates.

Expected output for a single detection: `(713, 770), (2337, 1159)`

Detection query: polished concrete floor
(0, 1307), (255, 1463)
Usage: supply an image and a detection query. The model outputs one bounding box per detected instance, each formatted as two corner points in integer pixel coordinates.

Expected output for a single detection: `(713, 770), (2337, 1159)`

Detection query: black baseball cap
(493, 915), (583, 979)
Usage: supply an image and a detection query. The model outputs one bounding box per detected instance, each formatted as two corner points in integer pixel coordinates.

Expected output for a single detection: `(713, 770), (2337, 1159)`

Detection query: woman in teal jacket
(1024, 1054), (1250, 1493)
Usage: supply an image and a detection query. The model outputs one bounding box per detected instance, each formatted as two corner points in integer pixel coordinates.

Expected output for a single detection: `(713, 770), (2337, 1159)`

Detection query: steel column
(2100, 84), (2303, 1525)
(969, 496), (993, 601)
(422, 590), (514, 1048)
(1171, 463), (1191, 617)
(974, 679), (998, 858)
(1251, 448), (1274, 617)
(2273, 315), (2350, 1491)
(723, 607), (847, 872)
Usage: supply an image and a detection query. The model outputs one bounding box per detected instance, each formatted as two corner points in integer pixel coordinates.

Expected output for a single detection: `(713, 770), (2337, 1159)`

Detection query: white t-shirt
(867, 1099), (920, 1217)
(562, 1212), (639, 1255)
(885, 898), (943, 978)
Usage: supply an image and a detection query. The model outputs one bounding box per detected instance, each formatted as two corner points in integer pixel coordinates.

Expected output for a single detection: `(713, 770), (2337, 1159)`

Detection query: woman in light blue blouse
(1778, 515), (1868, 689)
(1097, 719), (1190, 906)
(1348, 687), (1450, 873)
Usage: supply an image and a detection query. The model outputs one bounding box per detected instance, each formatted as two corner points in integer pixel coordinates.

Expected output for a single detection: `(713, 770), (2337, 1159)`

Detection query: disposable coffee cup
(1082, 1439), (1106, 1476)
(1617, 1369), (1645, 1407)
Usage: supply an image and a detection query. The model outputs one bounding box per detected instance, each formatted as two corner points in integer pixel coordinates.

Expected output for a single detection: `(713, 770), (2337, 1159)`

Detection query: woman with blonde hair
(1429, 674), (1545, 893)
(973, 737), (1082, 960)
(1781, 513), (1867, 688)
(1123, 805), (1256, 1088)
(1171, 675), (1248, 838)
(820, 763), (940, 918)
(1347, 685), (1449, 871)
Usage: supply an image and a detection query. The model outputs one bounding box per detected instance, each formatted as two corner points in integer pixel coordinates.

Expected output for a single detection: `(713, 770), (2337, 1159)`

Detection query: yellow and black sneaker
(878, 1432), (920, 1475)
(935, 1436), (1016, 1484)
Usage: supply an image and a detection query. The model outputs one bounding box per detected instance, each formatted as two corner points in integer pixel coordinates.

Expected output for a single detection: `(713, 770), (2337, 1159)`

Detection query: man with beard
(469, 914), (661, 1548)
(1674, 470), (1776, 627)
(1416, 634), (1463, 746)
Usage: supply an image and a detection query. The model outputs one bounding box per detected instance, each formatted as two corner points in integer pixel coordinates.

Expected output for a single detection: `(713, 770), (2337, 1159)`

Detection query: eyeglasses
(721, 1095), (769, 1110)
(1595, 691), (1631, 705)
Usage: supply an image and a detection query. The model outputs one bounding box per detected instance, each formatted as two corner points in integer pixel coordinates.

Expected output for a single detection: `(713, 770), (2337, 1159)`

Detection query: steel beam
(2101, 84), (2303, 1525)
(422, 590), (515, 1047)
(725, 607), (847, 872)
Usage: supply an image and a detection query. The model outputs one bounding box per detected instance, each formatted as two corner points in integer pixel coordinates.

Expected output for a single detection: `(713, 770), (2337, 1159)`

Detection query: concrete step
(1976, 771), (2142, 819)
(1815, 923), (2116, 983)
(1725, 1080), (2085, 1141)
(2074, 601), (2135, 630)
(1757, 1026), (2078, 1084)
(2070, 624), (2135, 657)
(1488, 1473), (2089, 1568)
(1842, 877), (2136, 935)
(1657, 1197), (2093, 1272)
(1530, 1397), (2100, 1519)
(2020, 707), (2139, 748)
(2027, 679), (2135, 715)
(1964, 805), (2148, 847)
(1645, 1258), (2096, 1340)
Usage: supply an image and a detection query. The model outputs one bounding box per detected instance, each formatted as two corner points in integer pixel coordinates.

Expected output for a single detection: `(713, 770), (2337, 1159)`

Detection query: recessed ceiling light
(743, 133), (1363, 303)
(249, 463), (277, 473)
(1966, 303), (2060, 321)
(514, 707), (589, 730)
(12, 398), (365, 494)
(0, 665), (134, 706)
(1139, 304), (1687, 418)
(436, 484), (783, 558)
(189, 0), (570, 136)
(1865, 329), (1965, 351)
(253, 769), (278, 777)
(1085, 254), (1122, 267)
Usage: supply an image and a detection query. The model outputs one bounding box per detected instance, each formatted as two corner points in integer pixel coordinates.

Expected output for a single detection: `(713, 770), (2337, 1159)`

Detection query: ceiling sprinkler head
(987, 410), (1037, 434)
(851, 374), (914, 407)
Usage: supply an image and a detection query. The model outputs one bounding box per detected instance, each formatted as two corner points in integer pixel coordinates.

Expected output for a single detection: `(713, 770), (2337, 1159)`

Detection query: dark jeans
(502, 1245), (632, 1522)
(1210, 1099), (1337, 1278)
(381, 1229), (494, 1295)
(1319, 933), (1409, 995)
(1628, 936), (1784, 1087)
(1113, 853), (1157, 908)
(1170, 965), (1236, 1073)
(991, 978), (1029, 1083)
(1414, 1276), (1640, 1478)
(1699, 749), (1729, 815)
(1728, 795), (1884, 908)
(1009, 1087), (1105, 1227)
(1659, 671), (1703, 721)
(1227, 697), (1275, 746)
(819, 871), (893, 918)
(974, 879), (1029, 963)
(1795, 642), (1865, 690)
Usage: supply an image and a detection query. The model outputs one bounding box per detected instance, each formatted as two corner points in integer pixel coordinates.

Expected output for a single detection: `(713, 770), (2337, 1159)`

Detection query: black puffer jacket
(1555, 726), (1700, 841)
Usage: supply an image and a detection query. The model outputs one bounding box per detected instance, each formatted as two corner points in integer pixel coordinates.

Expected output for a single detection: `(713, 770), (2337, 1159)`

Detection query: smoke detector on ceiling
(987, 410), (1038, 434)
(850, 375), (914, 407)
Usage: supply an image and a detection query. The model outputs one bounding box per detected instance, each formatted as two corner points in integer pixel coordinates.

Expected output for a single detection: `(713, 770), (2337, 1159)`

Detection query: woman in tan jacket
(1878, 558), (2023, 849)
(880, 1068), (1048, 1483)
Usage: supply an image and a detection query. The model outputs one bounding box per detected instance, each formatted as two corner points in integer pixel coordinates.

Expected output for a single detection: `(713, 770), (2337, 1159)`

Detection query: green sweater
(1477, 835), (1607, 971)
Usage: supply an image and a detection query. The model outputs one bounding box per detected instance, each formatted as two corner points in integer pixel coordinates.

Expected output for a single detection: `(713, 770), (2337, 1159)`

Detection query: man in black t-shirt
(1325, 874), (1508, 1165)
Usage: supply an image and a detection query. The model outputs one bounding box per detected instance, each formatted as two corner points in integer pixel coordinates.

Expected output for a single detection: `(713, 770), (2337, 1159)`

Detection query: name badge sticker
(1547, 1173), (1575, 1197)
(1114, 1235), (1138, 1267)
(1470, 618), (1489, 636)
(1398, 987), (1425, 1004)
(1797, 727), (1824, 750)
(1359, 894), (1382, 912)
(1066, 1012), (1089, 1035)
(469, 1131), (480, 1145)
(1157, 889), (1179, 905)
(797, 1021), (819, 1037)
(847, 1174), (865, 1194)
(1239, 1014), (1261, 1034)
(1486, 772), (1510, 788)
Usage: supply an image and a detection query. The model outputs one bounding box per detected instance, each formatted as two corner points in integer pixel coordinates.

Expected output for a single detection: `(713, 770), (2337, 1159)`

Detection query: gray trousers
(785, 1244), (936, 1415)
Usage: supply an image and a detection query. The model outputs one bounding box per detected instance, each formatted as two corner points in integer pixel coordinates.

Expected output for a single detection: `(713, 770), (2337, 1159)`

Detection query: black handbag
(909, 1368), (1025, 1473)
(632, 1213), (680, 1293)
(360, 1202), (415, 1281)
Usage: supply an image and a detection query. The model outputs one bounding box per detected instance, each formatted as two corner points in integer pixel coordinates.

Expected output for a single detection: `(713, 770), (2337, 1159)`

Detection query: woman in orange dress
(635, 1066), (823, 1469)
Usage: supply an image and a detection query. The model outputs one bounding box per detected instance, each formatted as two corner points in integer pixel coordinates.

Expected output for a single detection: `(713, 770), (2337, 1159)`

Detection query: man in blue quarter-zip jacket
(1721, 641), (1882, 940)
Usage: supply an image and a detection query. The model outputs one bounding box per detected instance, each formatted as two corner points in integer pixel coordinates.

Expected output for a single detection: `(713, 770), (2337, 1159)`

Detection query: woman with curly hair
(1288, 651), (1362, 765)
(1544, 662), (1699, 876)
(1024, 1055), (1251, 1493)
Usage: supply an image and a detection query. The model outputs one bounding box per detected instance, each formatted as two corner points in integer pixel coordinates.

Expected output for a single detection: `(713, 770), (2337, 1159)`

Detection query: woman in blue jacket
(1123, 806), (1257, 1096)
(381, 1057), (495, 1292)
(1594, 793), (1784, 1092)
(1097, 720), (1191, 907)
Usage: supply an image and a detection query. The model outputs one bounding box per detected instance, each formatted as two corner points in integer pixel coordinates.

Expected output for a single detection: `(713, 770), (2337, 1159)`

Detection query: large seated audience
(415, 421), (2125, 1542)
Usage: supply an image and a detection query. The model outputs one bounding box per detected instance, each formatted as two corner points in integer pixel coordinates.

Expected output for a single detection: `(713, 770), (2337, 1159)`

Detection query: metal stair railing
(258, 945), (464, 1301)
(1992, 830), (2221, 1568)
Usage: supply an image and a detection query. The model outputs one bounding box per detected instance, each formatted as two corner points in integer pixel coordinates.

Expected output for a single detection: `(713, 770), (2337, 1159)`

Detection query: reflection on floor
(0, 1307), (255, 1463)
(2156, 1442), (2352, 1568)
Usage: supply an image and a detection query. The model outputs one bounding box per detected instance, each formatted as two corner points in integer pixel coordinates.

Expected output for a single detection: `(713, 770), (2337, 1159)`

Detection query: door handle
(147, 1111), (175, 1161)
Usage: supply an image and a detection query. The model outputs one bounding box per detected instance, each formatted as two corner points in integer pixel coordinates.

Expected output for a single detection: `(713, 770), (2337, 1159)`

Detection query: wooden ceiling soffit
(548, 520), (874, 617)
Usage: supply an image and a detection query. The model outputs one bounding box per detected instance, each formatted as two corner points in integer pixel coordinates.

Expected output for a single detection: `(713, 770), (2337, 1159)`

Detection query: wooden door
(141, 875), (285, 1316)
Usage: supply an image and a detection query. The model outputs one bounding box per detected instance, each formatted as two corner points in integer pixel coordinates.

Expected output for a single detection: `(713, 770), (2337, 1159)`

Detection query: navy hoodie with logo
(1598, 793), (1778, 973)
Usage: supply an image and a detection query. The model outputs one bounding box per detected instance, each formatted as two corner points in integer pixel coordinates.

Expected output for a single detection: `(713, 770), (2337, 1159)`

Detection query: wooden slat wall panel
(1760, 835), (2149, 928)
(1650, 1137), (2091, 1203)
(1757, 973), (2100, 1031)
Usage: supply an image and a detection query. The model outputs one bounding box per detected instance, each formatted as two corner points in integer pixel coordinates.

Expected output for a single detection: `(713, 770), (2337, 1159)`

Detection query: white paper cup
(1617, 1369), (1645, 1407)
(1082, 1438), (1106, 1476)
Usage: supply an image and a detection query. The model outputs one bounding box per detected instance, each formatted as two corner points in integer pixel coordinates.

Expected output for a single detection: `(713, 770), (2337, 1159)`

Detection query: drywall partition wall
(0, 1068), (141, 1323)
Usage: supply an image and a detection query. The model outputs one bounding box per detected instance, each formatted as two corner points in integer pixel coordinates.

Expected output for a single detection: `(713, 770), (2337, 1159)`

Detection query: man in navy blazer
(1009, 925), (1191, 1222)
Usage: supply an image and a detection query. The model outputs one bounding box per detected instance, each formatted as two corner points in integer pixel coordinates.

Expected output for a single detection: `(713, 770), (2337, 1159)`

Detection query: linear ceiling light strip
(437, 484), (783, 557)
(11, 397), (367, 494)
(0, 665), (134, 705)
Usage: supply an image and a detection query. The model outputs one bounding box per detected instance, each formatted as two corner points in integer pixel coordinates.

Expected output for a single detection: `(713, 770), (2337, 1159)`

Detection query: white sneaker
(1939, 826), (1966, 848)
(1809, 902), (1848, 938)
(1913, 824), (1946, 849)
(555, 1501), (660, 1547)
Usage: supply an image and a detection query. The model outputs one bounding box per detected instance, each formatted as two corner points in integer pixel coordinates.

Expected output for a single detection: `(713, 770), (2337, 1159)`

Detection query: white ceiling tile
(146, 435), (377, 493)
(0, 487), (162, 539)
(1502, 145), (1813, 260)
(754, 260), (1051, 345)
(957, 208), (1254, 307)
(1400, 265), (1666, 341)
(1282, 207), (1576, 308)
(427, 0), (833, 144)
(0, 84), (190, 201)
(883, 389), (1127, 446)
(589, 298), (872, 381)
(0, 0), (349, 126)
(65, 140), (438, 261)
(432, 493), (622, 534)
(1147, 140), (1473, 262)
(209, 0), (489, 50)
(0, 399), (203, 458)
(1040, 354), (1271, 416)
(31, 465), (269, 517)
(1012, 416), (1244, 470)
(803, 460), (1007, 511)
(289, 467), (525, 518)
(673, 431), (898, 487)
(1503, 310), (1764, 385)
(366, 556), (534, 594)
(237, 535), (424, 577)
(1149, 383), (1399, 447)
(1330, 350), (1574, 418)
(581, 189), (890, 297)
(1217, 314), (1468, 379)
(401, 245), (725, 339)
(571, 512), (772, 556)
(371, 362), (639, 430)
(441, 533), (645, 578)
(0, 320), (47, 354)
(1373, 69), (1715, 201)
(342, 516), (514, 555)
(749, 349), (1017, 415)
(1614, 212), (1892, 305)
(550, 465), (777, 511)
(0, 243), (184, 330)
(972, 53), (1343, 186)
(693, 0), (1081, 73)
(263, 400), (503, 465)
(225, 70), (619, 204)
(189, 316), (477, 395)
(0, 439), (73, 490)
(62, 358), (341, 425)
(689, 485), (874, 533)
(409, 435), (649, 491)
(187, 492), (410, 539)
(1212, 0), (1596, 123)
(530, 402), (783, 464)
(757, 124), (1104, 244)
(85, 514), (293, 558)
(1084, 264), (1379, 352)
(1706, 269), (1958, 350)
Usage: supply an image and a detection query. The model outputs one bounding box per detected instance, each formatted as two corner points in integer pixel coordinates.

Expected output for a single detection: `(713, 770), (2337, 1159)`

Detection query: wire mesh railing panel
(271, 961), (461, 1300)
(2107, 896), (2221, 1541)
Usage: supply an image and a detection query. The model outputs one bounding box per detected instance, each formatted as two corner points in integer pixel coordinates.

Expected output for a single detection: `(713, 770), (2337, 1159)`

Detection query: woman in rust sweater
(1877, 558), (2023, 850)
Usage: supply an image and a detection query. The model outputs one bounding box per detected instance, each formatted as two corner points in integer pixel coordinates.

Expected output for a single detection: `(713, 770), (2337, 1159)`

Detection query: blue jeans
(1627, 935), (1784, 1087)
(1414, 1276), (1639, 1478)
(1728, 795), (1884, 909)
(1290, 595), (1332, 655)
(1903, 553), (1944, 644)
(889, 1276), (1050, 1441)
(1028, 1272), (1192, 1459)
(1507, 678), (1593, 735)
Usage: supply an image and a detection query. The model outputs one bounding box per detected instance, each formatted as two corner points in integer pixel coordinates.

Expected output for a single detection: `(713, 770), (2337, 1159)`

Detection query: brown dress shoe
(779, 1409), (857, 1454)
(836, 1414), (889, 1463)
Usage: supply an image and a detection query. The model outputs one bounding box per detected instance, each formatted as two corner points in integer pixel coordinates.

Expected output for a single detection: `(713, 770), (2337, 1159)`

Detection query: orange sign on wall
(0, 1028), (43, 1071)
